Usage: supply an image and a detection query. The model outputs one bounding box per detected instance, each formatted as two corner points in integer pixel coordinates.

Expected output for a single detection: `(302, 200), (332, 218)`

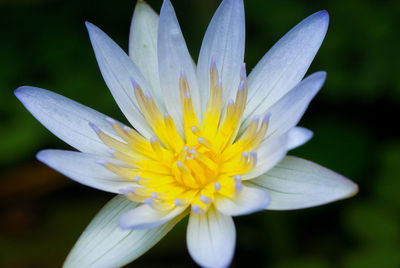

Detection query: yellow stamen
(93, 61), (269, 214)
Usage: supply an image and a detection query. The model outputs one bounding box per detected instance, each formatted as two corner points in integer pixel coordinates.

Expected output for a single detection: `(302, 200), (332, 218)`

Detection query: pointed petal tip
(307, 71), (327, 85)
(134, 0), (155, 15)
(161, 0), (172, 8)
(14, 86), (26, 99)
(317, 10), (329, 19)
(14, 86), (36, 103)
(35, 149), (50, 163)
(344, 181), (359, 199)
(309, 10), (329, 27)
(85, 21), (103, 37)
(84, 21), (94, 30)
(316, 70), (327, 78)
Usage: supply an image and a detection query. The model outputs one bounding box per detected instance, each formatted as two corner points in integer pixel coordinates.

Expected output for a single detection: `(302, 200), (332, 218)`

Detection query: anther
(241, 151), (249, 163)
(235, 181), (243, 193)
(250, 151), (258, 165)
(234, 175), (241, 182)
(88, 122), (101, 134)
(210, 55), (217, 70)
(96, 159), (107, 167)
(118, 186), (135, 195)
(133, 176), (140, 183)
(174, 199), (181, 206)
(197, 137), (212, 149)
(240, 62), (247, 81)
(186, 92), (191, 99)
(228, 99), (234, 106)
(180, 69), (186, 78)
(252, 115), (260, 122)
(107, 148), (116, 155)
(238, 80), (245, 91)
(105, 117), (116, 125)
(263, 112), (271, 123)
(191, 126), (199, 134)
(191, 205), (203, 214)
(200, 195), (213, 204)
(214, 181), (221, 191)
(217, 77), (222, 87)
(144, 197), (154, 208)
(174, 198), (187, 207)
(177, 160), (185, 168)
(130, 77), (139, 89)
(151, 192), (158, 199)
(123, 126), (131, 132)
(144, 91), (152, 99)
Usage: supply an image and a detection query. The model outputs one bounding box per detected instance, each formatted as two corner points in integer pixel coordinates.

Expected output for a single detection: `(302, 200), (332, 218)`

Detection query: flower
(14, 0), (358, 267)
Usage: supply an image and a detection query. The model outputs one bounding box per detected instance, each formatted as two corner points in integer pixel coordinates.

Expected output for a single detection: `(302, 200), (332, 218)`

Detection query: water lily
(15, 0), (358, 267)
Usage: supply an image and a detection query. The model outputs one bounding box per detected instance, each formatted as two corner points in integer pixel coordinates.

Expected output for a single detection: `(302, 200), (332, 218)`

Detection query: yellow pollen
(92, 62), (269, 214)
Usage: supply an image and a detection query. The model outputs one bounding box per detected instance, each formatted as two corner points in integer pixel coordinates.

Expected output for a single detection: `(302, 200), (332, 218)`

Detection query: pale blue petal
(15, 86), (119, 156)
(244, 11), (329, 122)
(262, 71), (326, 140)
(119, 204), (186, 230)
(215, 185), (270, 216)
(37, 150), (131, 194)
(64, 196), (182, 268)
(86, 22), (157, 137)
(129, 2), (163, 106)
(197, 0), (245, 116)
(286, 127), (313, 150)
(157, 0), (200, 135)
(249, 156), (358, 210)
(187, 206), (236, 268)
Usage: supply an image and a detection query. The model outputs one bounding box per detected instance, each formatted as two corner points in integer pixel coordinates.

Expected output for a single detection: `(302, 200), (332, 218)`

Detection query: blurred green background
(1, 0), (399, 267)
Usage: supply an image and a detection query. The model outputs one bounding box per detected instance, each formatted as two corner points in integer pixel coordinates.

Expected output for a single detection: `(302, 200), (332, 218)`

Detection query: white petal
(197, 0), (245, 115)
(64, 195), (183, 268)
(86, 22), (157, 138)
(158, 0), (200, 134)
(119, 204), (186, 230)
(287, 127), (313, 150)
(242, 133), (289, 180)
(36, 150), (130, 194)
(15, 86), (119, 156)
(187, 206), (236, 268)
(244, 11), (329, 121)
(261, 71), (326, 140)
(215, 185), (270, 216)
(248, 156), (358, 210)
(129, 1), (163, 105)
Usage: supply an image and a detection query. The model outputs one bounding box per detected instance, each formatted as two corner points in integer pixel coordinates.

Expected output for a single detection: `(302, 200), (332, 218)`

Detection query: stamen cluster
(90, 59), (269, 214)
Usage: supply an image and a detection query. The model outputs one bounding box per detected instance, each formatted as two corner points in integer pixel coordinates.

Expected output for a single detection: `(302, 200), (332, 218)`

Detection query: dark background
(1, 0), (399, 267)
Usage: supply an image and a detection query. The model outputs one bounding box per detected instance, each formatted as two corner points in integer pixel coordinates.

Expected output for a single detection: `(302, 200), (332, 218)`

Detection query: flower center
(91, 60), (269, 214)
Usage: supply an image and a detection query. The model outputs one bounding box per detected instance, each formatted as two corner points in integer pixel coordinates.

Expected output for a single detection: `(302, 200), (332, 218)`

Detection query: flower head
(15, 0), (358, 267)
